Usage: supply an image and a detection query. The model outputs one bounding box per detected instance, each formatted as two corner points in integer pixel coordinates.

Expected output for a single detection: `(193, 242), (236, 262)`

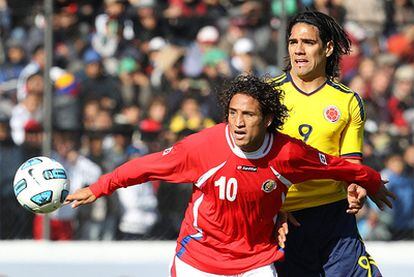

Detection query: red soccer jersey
(89, 123), (381, 275)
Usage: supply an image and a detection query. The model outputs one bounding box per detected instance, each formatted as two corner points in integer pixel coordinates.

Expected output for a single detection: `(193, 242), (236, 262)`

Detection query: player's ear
(264, 114), (273, 127)
(326, 41), (334, 57)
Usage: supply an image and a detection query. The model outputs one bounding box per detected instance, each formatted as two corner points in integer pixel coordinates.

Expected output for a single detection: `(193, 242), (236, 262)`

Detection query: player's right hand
(369, 179), (396, 211)
(346, 183), (366, 214)
(64, 187), (97, 208)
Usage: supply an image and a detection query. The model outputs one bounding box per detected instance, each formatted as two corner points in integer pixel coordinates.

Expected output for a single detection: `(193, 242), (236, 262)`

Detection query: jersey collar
(225, 124), (273, 159)
(287, 72), (327, 96)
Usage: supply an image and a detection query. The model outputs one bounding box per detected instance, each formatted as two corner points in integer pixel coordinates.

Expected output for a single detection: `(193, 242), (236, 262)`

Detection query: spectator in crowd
(384, 0), (414, 35)
(387, 24), (414, 63)
(230, 37), (266, 76)
(20, 119), (43, 161)
(146, 36), (168, 88)
(342, 0), (385, 38)
(310, 0), (346, 25)
(163, 0), (209, 45)
(51, 67), (81, 131)
(0, 0), (11, 40)
(0, 41), (26, 103)
(381, 153), (414, 240)
(356, 202), (391, 241)
(0, 113), (33, 239)
(16, 45), (45, 101)
(92, 0), (129, 59)
(10, 73), (43, 145)
(52, 4), (84, 69)
(169, 96), (215, 135)
(151, 45), (186, 108)
(183, 25), (221, 78)
(33, 130), (102, 240)
(116, 144), (158, 240)
(117, 56), (151, 107)
(363, 69), (393, 134)
(199, 47), (230, 122)
(79, 48), (123, 114)
(115, 103), (142, 127)
(131, 0), (169, 49)
(387, 65), (414, 136)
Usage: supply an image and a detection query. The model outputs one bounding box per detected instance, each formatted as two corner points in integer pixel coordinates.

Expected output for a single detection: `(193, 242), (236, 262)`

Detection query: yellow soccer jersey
(275, 73), (366, 212)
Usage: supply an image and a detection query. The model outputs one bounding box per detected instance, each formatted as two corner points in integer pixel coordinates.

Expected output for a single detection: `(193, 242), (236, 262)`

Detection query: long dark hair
(219, 74), (289, 133)
(284, 11), (351, 79)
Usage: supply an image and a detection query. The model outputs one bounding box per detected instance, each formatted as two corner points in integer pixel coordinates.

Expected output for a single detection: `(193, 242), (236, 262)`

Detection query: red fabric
(170, 256), (177, 277)
(33, 215), (73, 240)
(24, 119), (42, 132)
(139, 119), (162, 133)
(388, 97), (409, 127)
(387, 34), (414, 61)
(89, 123), (381, 274)
(169, 0), (207, 17)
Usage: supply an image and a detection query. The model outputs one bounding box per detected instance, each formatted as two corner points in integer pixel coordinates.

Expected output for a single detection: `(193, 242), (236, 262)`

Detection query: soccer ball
(13, 156), (70, 214)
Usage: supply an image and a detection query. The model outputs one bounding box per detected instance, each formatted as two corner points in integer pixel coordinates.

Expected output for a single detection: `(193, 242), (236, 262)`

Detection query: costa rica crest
(262, 179), (277, 193)
(323, 105), (340, 123)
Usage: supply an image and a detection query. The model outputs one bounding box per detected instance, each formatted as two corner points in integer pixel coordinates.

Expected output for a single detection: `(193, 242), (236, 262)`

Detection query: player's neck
(290, 72), (327, 94)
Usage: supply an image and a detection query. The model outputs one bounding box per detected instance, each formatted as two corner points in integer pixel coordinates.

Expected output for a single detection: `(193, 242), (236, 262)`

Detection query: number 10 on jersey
(215, 176), (238, 201)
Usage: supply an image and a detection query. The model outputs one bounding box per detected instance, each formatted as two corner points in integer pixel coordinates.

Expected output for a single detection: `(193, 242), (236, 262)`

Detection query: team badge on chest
(323, 105), (340, 123)
(262, 179), (277, 193)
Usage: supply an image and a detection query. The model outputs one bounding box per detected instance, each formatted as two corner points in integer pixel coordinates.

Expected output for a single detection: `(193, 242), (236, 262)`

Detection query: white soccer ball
(13, 156), (70, 214)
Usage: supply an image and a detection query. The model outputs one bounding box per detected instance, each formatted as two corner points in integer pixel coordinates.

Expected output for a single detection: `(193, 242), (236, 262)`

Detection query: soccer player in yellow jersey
(274, 11), (396, 277)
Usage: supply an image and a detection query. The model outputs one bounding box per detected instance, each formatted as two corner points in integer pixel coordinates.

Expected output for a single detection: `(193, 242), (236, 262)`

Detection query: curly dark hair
(284, 11), (351, 79)
(218, 74), (289, 133)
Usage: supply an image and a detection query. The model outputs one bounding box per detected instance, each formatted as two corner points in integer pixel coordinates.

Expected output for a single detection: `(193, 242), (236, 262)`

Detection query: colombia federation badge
(262, 179), (277, 193)
(323, 105), (340, 123)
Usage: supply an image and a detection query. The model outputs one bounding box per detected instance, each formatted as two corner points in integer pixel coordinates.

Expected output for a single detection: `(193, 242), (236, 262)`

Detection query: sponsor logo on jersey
(319, 153), (327, 165)
(262, 179), (277, 193)
(323, 105), (340, 123)
(162, 147), (173, 156)
(236, 165), (258, 172)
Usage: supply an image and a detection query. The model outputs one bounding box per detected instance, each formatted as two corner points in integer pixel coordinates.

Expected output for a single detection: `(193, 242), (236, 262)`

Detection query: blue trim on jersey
(326, 79), (353, 94)
(326, 80), (366, 121)
(274, 73), (289, 85)
(340, 152), (363, 158)
(353, 92), (366, 121)
(176, 235), (202, 258)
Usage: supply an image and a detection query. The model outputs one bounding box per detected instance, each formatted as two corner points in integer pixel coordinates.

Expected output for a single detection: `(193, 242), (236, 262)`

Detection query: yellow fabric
(275, 73), (366, 211)
(169, 114), (215, 134)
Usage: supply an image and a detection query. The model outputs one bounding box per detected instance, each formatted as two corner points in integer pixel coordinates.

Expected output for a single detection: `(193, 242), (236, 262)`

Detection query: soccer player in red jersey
(66, 74), (394, 277)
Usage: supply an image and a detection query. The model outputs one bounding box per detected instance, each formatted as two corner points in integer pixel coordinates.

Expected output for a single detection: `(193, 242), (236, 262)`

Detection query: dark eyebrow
(288, 38), (317, 43)
(302, 38), (317, 43)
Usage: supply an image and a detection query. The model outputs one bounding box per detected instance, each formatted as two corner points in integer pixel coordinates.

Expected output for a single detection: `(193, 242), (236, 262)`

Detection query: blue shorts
(276, 199), (382, 277)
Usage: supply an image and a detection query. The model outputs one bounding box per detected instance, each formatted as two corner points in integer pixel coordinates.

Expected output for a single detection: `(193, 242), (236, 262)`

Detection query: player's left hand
(369, 179), (397, 211)
(346, 183), (366, 214)
(275, 211), (288, 248)
(275, 211), (300, 248)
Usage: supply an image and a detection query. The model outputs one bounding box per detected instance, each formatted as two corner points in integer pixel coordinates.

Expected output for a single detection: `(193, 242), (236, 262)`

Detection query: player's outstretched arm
(64, 187), (97, 208)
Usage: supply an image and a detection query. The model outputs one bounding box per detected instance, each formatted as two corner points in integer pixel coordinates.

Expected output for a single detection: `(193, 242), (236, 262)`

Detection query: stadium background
(0, 0), (413, 276)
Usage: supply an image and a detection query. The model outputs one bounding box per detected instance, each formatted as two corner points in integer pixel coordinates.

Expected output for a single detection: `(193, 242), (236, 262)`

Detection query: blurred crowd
(0, 0), (413, 241)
